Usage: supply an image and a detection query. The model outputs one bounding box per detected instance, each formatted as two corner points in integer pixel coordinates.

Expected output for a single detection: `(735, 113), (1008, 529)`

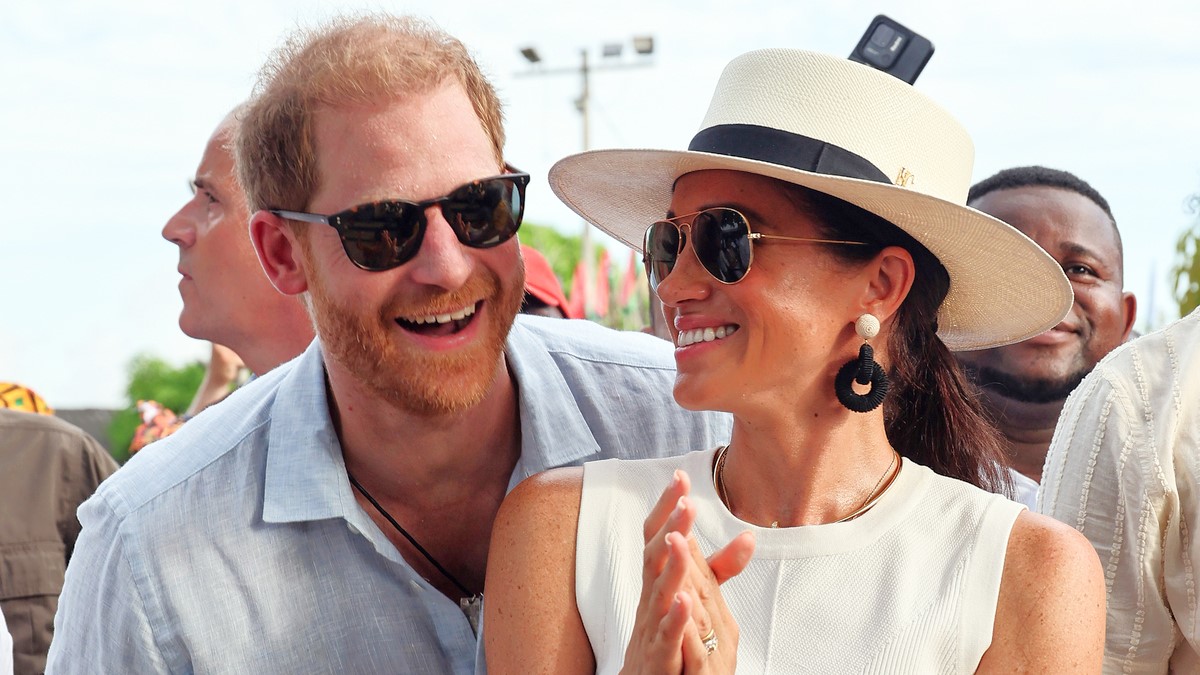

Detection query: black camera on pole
(849, 15), (934, 85)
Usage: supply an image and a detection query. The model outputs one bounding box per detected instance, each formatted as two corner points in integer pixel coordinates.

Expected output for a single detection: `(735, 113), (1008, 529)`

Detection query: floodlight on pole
(520, 46), (541, 64)
(514, 36), (656, 150)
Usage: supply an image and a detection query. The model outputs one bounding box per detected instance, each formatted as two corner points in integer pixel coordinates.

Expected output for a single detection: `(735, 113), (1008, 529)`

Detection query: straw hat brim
(549, 148), (1073, 352)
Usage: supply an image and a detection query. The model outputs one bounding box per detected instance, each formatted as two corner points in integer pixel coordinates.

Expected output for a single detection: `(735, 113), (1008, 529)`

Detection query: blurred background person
(161, 106), (314, 376)
(127, 343), (247, 455)
(519, 244), (579, 319)
(0, 386), (117, 675)
(956, 166), (1136, 507)
(133, 106), (317, 454)
(0, 383), (53, 414)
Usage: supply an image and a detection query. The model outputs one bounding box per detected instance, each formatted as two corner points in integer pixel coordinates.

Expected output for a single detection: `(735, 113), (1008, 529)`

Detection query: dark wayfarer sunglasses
(271, 171), (530, 271)
(643, 207), (871, 291)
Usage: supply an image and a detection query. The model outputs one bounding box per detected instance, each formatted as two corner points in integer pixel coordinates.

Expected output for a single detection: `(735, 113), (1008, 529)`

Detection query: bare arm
(185, 343), (245, 416)
(484, 467), (594, 675)
(977, 510), (1105, 673)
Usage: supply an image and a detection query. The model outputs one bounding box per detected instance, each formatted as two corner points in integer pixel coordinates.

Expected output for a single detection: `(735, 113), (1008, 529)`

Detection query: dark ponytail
(787, 182), (1013, 496)
(884, 273), (1013, 496)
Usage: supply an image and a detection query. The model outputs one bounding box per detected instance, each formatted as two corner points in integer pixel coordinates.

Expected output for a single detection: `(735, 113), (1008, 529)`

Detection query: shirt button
(409, 579), (422, 592)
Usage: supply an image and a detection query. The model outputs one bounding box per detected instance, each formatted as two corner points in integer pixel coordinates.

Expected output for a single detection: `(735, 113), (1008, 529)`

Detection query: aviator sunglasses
(271, 171), (530, 271)
(643, 207), (871, 291)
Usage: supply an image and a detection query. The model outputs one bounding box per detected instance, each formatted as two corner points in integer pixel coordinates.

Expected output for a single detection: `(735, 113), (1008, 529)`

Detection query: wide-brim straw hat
(548, 48), (1071, 351)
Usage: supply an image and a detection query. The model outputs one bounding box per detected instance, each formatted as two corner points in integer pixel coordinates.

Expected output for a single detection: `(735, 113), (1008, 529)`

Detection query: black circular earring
(835, 314), (889, 413)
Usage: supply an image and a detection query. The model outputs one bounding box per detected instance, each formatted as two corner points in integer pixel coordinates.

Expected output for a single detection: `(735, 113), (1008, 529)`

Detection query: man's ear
(1119, 291), (1138, 342)
(249, 211), (308, 296)
(857, 245), (916, 323)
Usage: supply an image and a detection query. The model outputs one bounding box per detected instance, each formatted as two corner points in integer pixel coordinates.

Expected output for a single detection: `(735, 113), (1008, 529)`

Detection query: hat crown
(698, 49), (974, 203)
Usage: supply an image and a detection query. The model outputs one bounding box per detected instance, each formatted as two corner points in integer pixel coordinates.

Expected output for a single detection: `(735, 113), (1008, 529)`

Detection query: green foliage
(106, 354), (205, 463)
(519, 221), (652, 332)
(1171, 193), (1200, 318)
(518, 221), (585, 284)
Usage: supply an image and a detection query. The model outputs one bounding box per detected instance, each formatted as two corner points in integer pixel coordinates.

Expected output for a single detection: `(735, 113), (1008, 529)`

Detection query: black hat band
(688, 124), (889, 185)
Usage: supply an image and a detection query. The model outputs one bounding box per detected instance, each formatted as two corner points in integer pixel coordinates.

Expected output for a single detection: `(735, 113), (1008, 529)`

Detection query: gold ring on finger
(701, 628), (718, 655)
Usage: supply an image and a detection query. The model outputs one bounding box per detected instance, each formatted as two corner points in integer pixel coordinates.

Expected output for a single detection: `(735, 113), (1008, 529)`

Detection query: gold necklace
(713, 446), (901, 527)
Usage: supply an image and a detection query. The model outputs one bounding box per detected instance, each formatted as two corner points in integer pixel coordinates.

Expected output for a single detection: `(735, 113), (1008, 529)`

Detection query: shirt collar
(263, 320), (606, 522)
(262, 339), (361, 525)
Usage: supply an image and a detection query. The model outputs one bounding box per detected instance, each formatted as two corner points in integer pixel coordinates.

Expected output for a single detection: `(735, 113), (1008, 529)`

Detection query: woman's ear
(249, 211), (309, 296)
(858, 245), (915, 323)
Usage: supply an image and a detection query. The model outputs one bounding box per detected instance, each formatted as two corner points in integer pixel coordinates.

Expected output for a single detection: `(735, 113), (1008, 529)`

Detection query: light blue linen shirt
(46, 316), (730, 674)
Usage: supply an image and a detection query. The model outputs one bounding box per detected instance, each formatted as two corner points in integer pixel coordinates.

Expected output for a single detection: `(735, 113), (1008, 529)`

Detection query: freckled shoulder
(497, 467), (586, 537)
(485, 466), (594, 674)
(978, 510), (1105, 673)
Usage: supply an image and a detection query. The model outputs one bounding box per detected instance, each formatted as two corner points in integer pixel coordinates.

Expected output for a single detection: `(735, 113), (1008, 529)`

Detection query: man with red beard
(47, 14), (729, 675)
(955, 166), (1136, 507)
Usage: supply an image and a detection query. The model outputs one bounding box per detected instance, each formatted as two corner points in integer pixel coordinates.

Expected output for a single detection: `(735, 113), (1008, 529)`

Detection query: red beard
(305, 248), (524, 417)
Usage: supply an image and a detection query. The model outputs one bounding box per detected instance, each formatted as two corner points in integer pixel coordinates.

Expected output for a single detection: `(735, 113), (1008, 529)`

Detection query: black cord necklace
(347, 471), (483, 633)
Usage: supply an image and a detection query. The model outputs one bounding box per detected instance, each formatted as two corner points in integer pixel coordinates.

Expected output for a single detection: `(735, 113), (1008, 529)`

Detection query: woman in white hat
(484, 49), (1103, 673)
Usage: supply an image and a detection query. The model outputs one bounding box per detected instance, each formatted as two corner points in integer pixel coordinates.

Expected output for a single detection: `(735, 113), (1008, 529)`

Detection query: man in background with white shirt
(955, 166), (1135, 507)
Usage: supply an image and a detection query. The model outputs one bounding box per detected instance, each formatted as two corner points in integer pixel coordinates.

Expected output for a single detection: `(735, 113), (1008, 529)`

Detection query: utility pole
(517, 37), (655, 318)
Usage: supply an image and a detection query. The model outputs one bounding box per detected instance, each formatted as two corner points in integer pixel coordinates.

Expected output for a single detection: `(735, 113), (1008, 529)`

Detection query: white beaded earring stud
(835, 313), (889, 413)
(855, 313), (880, 341)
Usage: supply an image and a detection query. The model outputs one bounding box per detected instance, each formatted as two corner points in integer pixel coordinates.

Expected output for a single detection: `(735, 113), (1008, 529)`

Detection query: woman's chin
(672, 378), (729, 413)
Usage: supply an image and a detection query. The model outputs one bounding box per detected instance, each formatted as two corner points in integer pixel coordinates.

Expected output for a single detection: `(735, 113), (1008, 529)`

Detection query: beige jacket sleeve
(1039, 314), (1200, 674)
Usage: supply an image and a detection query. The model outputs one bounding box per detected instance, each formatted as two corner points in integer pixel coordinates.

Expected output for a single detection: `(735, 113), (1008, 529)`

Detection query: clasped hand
(619, 470), (756, 674)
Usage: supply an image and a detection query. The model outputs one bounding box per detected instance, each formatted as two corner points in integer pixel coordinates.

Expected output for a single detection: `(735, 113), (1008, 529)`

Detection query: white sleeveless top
(576, 449), (1024, 674)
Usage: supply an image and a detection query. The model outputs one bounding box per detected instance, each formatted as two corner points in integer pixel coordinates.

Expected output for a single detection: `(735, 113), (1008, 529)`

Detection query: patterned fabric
(0, 383), (52, 415)
(1039, 307), (1200, 674)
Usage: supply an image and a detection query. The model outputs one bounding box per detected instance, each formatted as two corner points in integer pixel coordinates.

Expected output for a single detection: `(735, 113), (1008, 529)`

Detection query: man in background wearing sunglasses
(48, 14), (729, 674)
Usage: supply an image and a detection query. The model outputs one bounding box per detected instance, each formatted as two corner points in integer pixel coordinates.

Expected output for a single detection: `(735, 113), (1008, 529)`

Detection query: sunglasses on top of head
(642, 207), (871, 291)
(270, 171), (530, 272)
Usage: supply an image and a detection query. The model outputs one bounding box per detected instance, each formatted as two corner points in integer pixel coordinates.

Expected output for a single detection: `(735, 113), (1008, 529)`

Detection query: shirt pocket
(0, 541), (66, 600)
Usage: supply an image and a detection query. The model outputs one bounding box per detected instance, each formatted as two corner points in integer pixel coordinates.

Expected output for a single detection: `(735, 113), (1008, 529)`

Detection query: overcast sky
(3, 0), (1198, 408)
